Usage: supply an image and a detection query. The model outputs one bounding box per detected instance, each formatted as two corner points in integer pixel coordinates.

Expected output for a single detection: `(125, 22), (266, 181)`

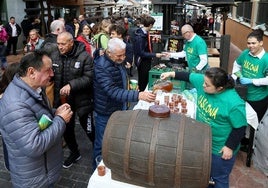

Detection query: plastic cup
(130, 79), (138, 90)
(60, 94), (68, 104)
(97, 165), (106, 176)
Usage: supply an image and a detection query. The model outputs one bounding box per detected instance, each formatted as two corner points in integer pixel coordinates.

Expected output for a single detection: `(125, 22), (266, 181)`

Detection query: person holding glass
(161, 67), (247, 188)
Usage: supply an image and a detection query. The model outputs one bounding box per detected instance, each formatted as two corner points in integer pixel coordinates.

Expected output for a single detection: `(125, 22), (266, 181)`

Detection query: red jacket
(76, 35), (92, 57)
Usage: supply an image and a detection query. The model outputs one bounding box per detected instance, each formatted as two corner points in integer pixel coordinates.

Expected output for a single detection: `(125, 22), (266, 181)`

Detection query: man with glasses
(166, 24), (208, 72)
(93, 38), (156, 170)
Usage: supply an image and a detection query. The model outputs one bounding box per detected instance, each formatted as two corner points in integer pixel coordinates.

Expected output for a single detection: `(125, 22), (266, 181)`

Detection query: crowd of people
(0, 12), (267, 188)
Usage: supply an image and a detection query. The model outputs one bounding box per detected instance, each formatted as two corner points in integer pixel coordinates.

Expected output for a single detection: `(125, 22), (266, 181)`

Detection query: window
(257, 0), (268, 29)
(236, 1), (252, 23)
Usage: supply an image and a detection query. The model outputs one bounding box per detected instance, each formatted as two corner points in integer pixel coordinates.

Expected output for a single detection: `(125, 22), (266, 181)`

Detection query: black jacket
(4, 23), (21, 37)
(52, 41), (94, 117)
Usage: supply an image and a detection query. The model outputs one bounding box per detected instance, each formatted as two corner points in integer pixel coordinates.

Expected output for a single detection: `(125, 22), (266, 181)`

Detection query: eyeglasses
(182, 31), (189, 36)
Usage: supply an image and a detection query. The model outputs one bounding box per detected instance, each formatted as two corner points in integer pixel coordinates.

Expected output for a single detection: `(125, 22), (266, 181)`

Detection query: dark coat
(124, 40), (134, 64)
(4, 23), (21, 37)
(21, 19), (33, 38)
(94, 54), (139, 115)
(133, 28), (155, 66)
(52, 41), (94, 117)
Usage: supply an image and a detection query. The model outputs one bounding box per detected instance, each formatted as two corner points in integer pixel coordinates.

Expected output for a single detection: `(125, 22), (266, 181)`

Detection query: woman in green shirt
(161, 67), (247, 188)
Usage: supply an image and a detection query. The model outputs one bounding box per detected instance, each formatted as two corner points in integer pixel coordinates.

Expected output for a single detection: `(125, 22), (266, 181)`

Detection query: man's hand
(60, 84), (71, 96)
(55, 104), (73, 123)
(156, 53), (168, 58)
(240, 77), (252, 85)
(138, 92), (156, 102)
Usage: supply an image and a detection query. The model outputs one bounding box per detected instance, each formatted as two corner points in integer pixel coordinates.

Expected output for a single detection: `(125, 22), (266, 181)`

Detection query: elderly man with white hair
(93, 38), (156, 170)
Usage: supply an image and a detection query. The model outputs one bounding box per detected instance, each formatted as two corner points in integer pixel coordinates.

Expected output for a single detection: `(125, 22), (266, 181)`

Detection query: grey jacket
(0, 74), (66, 188)
(253, 109), (268, 176)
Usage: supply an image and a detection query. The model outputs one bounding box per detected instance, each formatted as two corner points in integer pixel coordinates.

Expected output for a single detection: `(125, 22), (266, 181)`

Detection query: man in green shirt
(232, 29), (268, 121)
(167, 24), (208, 72)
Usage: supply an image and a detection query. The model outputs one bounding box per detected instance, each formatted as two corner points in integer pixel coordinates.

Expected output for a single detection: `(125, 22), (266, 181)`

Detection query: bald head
(58, 32), (73, 41)
(181, 24), (194, 33)
(181, 24), (195, 39)
(57, 32), (74, 55)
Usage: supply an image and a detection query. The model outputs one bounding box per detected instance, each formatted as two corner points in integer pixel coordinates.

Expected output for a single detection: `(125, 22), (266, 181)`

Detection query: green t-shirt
(93, 33), (109, 50)
(184, 35), (208, 71)
(190, 73), (247, 155)
(236, 49), (268, 101)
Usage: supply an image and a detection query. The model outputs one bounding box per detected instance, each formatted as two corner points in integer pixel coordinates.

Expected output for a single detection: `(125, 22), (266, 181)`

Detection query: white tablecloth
(88, 161), (144, 188)
(133, 90), (196, 119)
(133, 91), (258, 130)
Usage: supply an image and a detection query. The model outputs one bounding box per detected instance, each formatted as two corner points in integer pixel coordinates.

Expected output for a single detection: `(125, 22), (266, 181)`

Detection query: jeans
(208, 154), (236, 188)
(0, 56), (7, 69)
(0, 45), (7, 69)
(92, 111), (110, 170)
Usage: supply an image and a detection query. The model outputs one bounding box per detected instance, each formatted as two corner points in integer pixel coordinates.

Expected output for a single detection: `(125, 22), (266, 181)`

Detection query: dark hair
(247, 29), (264, 42)
(140, 14), (155, 27)
(79, 23), (93, 37)
(133, 18), (141, 26)
(18, 50), (49, 77)
(205, 67), (235, 89)
(0, 62), (20, 94)
(109, 24), (126, 37)
(82, 23), (92, 31)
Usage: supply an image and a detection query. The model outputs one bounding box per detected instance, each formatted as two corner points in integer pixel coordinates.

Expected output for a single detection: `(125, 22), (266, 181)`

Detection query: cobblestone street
(0, 119), (94, 188)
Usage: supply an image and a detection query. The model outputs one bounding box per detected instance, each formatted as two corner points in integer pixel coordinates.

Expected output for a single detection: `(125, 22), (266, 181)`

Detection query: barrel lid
(148, 105), (170, 118)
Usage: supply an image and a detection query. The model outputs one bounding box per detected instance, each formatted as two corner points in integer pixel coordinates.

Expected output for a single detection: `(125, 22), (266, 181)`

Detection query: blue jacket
(133, 28), (156, 66)
(94, 54), (139, 115)
(0, 75), (66, 188)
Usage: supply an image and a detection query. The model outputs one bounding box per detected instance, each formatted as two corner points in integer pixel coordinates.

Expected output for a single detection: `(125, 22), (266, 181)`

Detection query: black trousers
(63, 111), (95, 154)
(248, 95), (268, 121)
(6, 36), (18, 55)
(137, 59), (152, 91)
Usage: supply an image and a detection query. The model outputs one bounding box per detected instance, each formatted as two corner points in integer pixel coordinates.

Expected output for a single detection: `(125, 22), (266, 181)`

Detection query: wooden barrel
(102, 110), (211, 188)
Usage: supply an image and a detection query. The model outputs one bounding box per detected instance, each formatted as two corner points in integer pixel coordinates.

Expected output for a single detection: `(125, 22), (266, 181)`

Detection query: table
(208, 48), (220, 57)
(208, 57), (220, 67)
(88, 161), (144, 188)
(133, 90), (196, 119)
